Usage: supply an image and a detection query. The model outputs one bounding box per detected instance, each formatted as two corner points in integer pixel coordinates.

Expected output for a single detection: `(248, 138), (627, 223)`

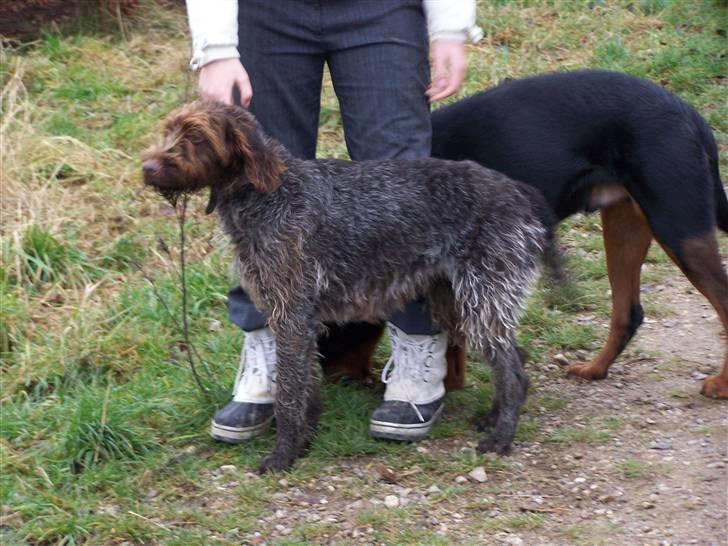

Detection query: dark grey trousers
(228, 0), (439, 335)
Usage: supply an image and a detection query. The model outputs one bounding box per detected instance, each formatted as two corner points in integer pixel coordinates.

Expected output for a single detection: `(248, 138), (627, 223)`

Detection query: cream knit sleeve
(423, 0), (483, 43)
(186, 0), (239, 70)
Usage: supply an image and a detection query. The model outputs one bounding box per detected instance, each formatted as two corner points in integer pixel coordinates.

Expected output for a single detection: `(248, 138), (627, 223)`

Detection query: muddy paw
(700, 375), (728, 399)
(258, 452), (295, 474)
(567, 361), (608, 381)
(475, 410), (499, 432)
(477, 434), (512, 456)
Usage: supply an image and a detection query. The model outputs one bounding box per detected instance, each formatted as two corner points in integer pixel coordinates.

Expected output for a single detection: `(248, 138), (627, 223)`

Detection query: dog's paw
(567, 361), (608, 381)
(475, 411), (499, 432)
(477, 434), (513, 456)
(258, 452), (295, 474)
(700, 375), (728, 399)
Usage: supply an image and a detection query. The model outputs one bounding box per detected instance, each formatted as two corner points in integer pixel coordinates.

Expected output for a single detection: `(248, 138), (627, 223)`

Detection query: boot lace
(233, 333), (276, 397)
(380, 329), (437, 423)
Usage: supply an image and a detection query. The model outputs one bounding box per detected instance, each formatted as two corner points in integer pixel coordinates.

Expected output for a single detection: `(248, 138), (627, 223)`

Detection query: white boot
(210, 328), (277, 443)
(370, 324), (447, 441)
(232, 328), (277, 403)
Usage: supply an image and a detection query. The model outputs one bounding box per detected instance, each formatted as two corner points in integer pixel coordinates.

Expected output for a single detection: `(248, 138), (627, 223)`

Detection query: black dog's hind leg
(259, 317), (320, 474)
(477, 339), (529, 455)
(622, 139), (728, 399)
(657, 234), (728, 399)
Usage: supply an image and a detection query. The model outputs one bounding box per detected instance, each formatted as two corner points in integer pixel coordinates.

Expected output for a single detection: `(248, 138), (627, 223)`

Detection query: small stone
(468, 466), (488, 483)
(650, 439), (673, 450)
(553, 353), (570, 366)
(416, 446), (430, 454)
(384, 495), (400, 508)
(426, 484), (442, 495)
(209, 319), (222, 331)
(598, 494), (615, 503)
(454, 475), (468, 484)
(219, 465), (237, 474)
(278, 479), (289, 487)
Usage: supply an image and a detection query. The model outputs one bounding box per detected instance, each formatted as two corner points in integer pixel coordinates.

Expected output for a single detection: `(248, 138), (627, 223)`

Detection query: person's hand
(427, 39), (468, 102)
(198, 58), (253, 107)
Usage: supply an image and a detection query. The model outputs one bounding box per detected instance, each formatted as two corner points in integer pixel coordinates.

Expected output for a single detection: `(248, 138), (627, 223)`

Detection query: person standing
(184, 0), (482, 444)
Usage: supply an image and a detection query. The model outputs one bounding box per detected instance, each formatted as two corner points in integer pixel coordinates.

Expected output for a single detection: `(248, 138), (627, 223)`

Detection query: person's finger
(427, 48), (448, 98)
(432, 61), (466, 101)
(430, 49), (468, 101)
(426, 78), (448, 99)
(199, 81), (232, 104)
(235, 76), (253, 107)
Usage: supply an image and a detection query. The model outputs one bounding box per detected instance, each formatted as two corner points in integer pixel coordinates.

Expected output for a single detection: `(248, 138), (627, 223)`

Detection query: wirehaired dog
(142, 100), (558, 472)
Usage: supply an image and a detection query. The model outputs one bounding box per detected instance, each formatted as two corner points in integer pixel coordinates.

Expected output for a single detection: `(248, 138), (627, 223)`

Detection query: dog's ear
(229, 116), (285, 193)
(205, 186), (219, 214)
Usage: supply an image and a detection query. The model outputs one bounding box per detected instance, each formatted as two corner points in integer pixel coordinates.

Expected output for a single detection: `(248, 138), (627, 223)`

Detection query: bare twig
(176, 194), (211, 396)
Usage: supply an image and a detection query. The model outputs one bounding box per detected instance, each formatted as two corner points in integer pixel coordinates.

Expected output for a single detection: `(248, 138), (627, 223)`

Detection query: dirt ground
(194, 272), (727, 546)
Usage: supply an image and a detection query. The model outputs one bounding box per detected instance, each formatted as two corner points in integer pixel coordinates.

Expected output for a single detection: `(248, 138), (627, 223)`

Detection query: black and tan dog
(431, 70), (728, 399)
(142, 101), (559, 471)
(329, 70), (727, 399)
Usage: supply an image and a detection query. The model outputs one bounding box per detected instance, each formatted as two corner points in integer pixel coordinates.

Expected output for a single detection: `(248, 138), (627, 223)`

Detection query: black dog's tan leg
(319, 322), (383, 382)
(444, 343), (467, 391)
(659, 234), (728, 399)
(259, 319), (319, 474)
(568, 200), (653, 380)
(477, 339), (529, 455)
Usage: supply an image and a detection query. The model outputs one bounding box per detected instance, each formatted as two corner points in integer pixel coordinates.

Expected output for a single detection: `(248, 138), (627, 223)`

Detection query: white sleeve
(423, 0), (483, 43)
(185, 0), (240, 70)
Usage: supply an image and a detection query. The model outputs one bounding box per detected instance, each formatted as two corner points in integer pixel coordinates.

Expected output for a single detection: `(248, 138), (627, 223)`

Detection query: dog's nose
(142, 159), (160, 175)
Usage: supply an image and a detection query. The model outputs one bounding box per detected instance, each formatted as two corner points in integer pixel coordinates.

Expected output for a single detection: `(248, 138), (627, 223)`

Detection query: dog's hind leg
(444, 343), (467, 390)
(656, 233), (728, 398)
(568, 200), (653, 380)
(318, 322), (384, 383)
(259, 318), (320, 473)
(477, 339), (529, 455)
(616, 143), (728, 398)
(476, 345), (529, 431)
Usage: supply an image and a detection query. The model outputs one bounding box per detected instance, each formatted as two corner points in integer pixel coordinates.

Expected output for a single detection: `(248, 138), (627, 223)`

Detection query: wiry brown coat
(143, 101), (558, 472)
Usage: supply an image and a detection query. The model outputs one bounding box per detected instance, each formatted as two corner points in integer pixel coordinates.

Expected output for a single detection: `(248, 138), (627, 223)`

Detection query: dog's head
(142, 100), (285, 208)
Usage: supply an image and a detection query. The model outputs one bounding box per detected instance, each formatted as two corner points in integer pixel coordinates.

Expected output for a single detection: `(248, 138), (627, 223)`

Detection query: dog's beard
(153, 186), (218, 215)
(154, 187), (186, 208)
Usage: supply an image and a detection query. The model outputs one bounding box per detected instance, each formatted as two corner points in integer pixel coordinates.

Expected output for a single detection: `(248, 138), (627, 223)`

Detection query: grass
(619, 458), (648, 479)
(1, 0), (726, 543)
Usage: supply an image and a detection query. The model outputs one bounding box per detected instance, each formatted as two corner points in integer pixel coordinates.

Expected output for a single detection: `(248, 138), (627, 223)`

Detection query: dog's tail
(714, 168), (728, 235)
(516, 182), (567, 285)
(695, 110), (728, 234)
(711, 156), (728, 235)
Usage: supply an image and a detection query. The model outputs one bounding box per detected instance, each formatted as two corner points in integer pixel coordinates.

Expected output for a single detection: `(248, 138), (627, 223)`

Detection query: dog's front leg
(258, 317), (319, 474)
